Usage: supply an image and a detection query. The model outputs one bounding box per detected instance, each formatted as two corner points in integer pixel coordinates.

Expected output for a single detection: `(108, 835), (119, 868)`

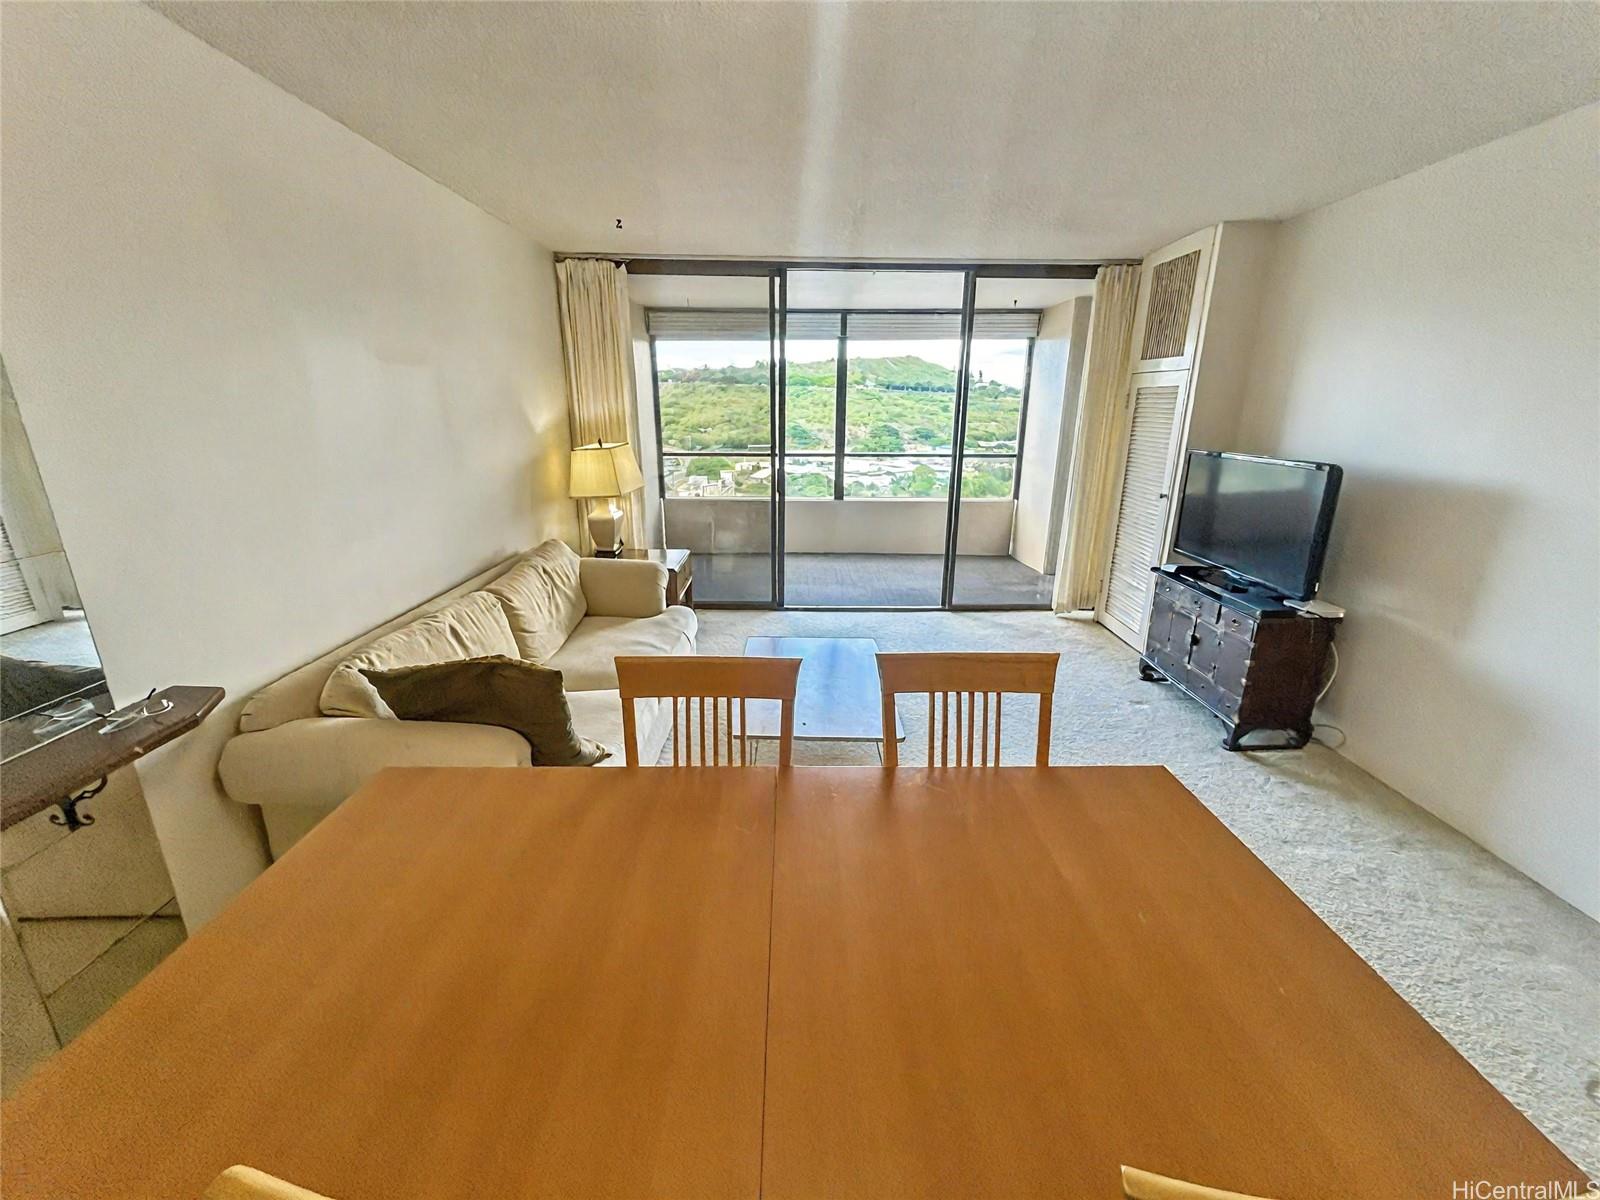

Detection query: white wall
(2, 4), (576, 927)
(1013, 296), (1091, 573)
(1238, 104), (1600, 919)
(1186, 221), (1279, 454)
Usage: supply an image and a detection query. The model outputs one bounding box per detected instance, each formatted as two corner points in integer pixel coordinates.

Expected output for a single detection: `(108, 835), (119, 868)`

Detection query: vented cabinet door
(1098, 372), (1189, 649)
(1129, 227), (1214, 373)
(0, 516), (45, 634)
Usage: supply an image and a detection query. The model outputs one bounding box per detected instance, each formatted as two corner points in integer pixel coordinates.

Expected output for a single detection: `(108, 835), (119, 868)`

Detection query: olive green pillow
(360, 656), (610, 767)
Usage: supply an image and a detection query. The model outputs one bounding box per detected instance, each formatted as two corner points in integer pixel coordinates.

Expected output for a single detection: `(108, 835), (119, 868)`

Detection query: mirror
(0, 357), (184, 1095)
(0, 361), (111, 750)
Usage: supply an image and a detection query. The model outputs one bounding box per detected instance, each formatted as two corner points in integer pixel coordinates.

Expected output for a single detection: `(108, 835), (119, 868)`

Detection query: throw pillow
(360, 656), (610, 766)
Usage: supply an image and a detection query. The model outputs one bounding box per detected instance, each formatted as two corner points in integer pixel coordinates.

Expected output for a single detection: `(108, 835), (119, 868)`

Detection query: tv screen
(1173, 452), (1342, 600)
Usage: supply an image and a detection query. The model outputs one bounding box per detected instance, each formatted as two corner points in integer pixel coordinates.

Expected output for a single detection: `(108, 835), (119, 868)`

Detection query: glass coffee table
(743, 636), (905, 751)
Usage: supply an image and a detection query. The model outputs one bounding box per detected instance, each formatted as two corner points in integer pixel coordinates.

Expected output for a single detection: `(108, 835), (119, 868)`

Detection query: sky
(655, 336), (1031, 390)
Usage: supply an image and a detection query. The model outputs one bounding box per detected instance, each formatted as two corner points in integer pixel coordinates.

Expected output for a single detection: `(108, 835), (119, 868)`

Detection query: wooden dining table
(1, 766), (1582, 1199)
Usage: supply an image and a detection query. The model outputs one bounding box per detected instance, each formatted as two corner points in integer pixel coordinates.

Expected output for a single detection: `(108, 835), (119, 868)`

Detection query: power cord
(1311, 643), (1343, 747)
(1311, 723), (1347, 750)
(1316, 643), (1340, 703)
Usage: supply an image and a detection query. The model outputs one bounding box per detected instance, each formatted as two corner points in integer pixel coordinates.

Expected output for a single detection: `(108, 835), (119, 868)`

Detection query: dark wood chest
(1139, 568), (1338, 750)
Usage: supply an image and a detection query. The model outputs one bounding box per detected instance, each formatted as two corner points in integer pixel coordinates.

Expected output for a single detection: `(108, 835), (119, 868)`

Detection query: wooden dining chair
(876, 652), (1059, 768)
(203, 1166), (338, 1200)
(615, 655), (802, 766)
(1120, 1164), (1278, 1200)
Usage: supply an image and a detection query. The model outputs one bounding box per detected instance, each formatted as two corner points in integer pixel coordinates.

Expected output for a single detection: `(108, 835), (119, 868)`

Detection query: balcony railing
(663, 496), (1055, 607)
(664, 495), (1016, 557)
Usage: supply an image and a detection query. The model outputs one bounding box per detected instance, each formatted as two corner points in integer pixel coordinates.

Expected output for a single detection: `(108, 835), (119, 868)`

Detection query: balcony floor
(694, 552), (1054, 607)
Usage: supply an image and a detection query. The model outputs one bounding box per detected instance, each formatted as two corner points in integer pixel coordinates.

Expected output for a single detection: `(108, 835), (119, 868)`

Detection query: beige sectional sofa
(219, 541), (695, 857)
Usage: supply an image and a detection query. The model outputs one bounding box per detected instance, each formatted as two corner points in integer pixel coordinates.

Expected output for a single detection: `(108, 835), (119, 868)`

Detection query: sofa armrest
(579, 557), (668, 618)
(218, 717), (530, 812)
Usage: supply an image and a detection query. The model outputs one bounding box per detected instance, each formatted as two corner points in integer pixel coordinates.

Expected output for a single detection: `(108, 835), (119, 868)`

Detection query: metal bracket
(50, 777), (107, 831)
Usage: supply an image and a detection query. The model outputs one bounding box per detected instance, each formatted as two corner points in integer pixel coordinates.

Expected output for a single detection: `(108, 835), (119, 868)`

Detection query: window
(650, 311), (1035, 501)
(960, 335), (1033, 498)
(784, 336), (837, 453)
(837, 333), (959, 497)
(654, 336), (772, 499)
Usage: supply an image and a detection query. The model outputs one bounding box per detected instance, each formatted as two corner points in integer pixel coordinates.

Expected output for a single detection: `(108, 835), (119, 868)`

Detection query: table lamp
(569, 440), (644, 557)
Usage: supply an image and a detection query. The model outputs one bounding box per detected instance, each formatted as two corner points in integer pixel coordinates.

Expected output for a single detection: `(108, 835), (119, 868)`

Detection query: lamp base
(587, 499), (625, 557)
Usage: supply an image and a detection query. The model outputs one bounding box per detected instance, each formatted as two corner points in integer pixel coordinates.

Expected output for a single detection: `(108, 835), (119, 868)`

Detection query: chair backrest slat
(877, 652), (1059, 769)
(616, 656), (802, 767)
(972, 694), (985, 771)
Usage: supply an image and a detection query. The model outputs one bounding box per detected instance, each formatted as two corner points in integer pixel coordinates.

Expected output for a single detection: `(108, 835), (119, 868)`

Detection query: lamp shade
(568, 441), (644, 499)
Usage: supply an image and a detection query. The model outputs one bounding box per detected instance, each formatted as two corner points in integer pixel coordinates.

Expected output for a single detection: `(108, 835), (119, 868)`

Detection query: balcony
(664, 495), (1056, 607)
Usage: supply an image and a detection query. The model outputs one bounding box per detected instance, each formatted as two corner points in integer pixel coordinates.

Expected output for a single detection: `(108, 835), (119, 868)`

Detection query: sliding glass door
(781, 269), (967, 607)
(651, 271), (779, 605)
(639, 262), (1082, 610)
(948, 275), (1052, 607)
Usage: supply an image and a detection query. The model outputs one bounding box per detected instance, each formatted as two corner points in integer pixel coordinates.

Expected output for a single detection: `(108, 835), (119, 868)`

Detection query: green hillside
(658, 354), (1022, 456)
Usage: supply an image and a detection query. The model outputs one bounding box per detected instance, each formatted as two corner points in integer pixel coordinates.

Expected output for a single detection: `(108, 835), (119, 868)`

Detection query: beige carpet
(693, 607), (1600, 1171)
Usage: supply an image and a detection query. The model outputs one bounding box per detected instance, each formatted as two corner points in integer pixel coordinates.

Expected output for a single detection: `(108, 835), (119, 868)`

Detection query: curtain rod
(555, 255), (1129, 278)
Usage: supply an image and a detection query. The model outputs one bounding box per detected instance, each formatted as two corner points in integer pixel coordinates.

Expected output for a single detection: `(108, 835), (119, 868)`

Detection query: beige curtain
(555, 258), (645, 552)
(1052, 263), (1141, 613)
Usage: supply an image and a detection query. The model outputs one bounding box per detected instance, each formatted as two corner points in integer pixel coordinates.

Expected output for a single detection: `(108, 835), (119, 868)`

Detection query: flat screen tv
(1172, 451), (1342, 601)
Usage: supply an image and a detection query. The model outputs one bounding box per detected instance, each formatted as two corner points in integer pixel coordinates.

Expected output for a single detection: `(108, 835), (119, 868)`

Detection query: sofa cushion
(578, 557), (667, 617)
(361, 657), (609, 766)
(545, 608), (698, 692)
(566, 688), (668, 767)
(484, 540), (587, 664)
(319, 591), (520, 718)
(238, 555), (523, 733)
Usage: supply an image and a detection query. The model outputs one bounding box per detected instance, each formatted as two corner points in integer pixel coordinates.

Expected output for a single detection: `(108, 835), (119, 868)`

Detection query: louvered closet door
(0, 516), (46, 634)
(1098, 372), (1188, 649)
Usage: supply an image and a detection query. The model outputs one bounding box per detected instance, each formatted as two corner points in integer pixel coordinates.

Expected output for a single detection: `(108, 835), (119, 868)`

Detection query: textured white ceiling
(151, 1), (1600, 261)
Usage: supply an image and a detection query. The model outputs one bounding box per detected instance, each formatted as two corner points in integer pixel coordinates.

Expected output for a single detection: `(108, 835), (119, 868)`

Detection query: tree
(856, 423), (905, 452)
(890, 464), (945, 498)
(656, 355), (1019, 458)
(786, 423), (821, 449)
(790, 471), (832, 498)
(960, 464), (1012, 497)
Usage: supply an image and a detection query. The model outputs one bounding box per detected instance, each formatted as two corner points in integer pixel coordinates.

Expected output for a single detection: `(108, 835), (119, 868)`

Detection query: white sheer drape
(1052, 264), (1141, 613)
(555, 258), (645, 552)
